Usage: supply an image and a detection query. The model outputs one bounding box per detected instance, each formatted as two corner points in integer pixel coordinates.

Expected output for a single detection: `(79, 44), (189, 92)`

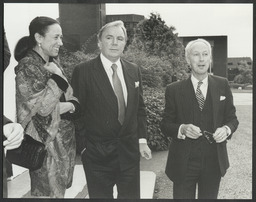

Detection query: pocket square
(220, 96), (226, 101)
(135, 81), (140, 88)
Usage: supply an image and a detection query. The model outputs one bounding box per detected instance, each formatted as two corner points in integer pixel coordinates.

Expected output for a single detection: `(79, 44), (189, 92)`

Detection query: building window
(227, 62), (233, 65)
(247, 62), (251, 65)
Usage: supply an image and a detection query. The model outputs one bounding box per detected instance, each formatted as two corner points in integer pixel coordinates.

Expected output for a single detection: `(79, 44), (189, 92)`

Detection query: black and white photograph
(2, 1), (253, 200)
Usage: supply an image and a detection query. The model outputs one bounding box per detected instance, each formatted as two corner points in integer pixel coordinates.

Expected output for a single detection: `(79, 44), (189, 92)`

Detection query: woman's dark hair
(14, 16), (59, 61)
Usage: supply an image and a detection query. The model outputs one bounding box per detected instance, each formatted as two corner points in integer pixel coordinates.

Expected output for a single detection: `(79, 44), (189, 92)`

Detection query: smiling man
(71, 20), (151, 199)
(161, 38), (239, 199)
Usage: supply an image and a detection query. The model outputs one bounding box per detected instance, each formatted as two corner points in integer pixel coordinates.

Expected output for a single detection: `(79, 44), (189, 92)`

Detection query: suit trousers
(3, 153), (7, 198)
(81, 151), (140, 199)
(173, 140), (221, 199)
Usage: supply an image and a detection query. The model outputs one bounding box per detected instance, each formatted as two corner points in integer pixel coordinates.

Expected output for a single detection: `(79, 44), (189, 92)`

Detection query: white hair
(185, 38), (212, 64)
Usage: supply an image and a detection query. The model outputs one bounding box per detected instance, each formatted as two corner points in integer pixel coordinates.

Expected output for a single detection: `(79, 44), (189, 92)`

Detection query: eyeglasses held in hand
(203, 131), (215, 144)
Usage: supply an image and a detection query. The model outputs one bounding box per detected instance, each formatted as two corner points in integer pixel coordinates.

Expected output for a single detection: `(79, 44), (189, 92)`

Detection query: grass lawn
(140, 105), (252, 199)
(218, 105), (252, 199)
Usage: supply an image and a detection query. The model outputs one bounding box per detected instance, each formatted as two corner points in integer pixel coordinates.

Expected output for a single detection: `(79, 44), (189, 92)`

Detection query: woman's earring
(38, 43), (41, 47)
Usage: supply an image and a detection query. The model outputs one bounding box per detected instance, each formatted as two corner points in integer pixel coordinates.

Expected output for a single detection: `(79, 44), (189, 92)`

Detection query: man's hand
(180, 124), (202, 139)
(213, 127), (228, 143)
(139, 143), (152, 160)
(3, 123), (24, 150)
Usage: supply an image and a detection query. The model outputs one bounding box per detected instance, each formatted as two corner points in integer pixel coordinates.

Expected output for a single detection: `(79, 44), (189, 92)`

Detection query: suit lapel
(180, 77), (195, 123)
(208, 75), (220, 129)
(92, 56), (118, 113)
(120, 59), (136, 126)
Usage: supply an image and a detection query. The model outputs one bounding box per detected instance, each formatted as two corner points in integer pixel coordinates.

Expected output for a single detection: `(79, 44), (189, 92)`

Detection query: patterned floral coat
(15, 50), (80, 198)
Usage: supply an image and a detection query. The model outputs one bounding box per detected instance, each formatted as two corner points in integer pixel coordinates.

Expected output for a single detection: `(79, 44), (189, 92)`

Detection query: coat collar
(93, 55), (118, 113)
(120, 59), (137, 127)
(208, 75), (220, 129)
(180, 77), (195, 122)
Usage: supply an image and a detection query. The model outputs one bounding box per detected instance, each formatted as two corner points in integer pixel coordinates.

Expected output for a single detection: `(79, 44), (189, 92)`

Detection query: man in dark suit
(71, 20), (152, 199)
(161, 38), (239, 199)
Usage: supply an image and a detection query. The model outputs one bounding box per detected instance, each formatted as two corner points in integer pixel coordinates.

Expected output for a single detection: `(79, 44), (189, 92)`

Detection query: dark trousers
(3, 154), (7, 198)
(6, 160), (13, 178)
(173, 142), (221, 199)
(81, 151), (140, 199)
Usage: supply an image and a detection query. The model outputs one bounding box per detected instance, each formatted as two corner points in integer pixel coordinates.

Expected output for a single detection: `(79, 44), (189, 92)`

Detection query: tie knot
(197, 81), (203, 88)
(111, 64), (118, 72)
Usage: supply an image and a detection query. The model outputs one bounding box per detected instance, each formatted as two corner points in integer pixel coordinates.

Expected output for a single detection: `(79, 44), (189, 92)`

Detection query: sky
(3, 3), (253, 120)
(106, 3), (253, 59)
(4, 3), (253, 59)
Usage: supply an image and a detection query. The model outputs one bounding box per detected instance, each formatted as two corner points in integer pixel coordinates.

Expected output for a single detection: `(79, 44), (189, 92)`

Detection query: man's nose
(112, 38), (118, 45)
(199, 54), (204, 61)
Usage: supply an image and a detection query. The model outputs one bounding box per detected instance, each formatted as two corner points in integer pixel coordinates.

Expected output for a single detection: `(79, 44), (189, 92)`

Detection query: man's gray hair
(185, 38), (212, 63)
(97, 20), (127, 42)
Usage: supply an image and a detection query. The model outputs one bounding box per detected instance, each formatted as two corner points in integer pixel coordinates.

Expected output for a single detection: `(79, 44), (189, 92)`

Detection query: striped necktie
(111, 64), (125, 124)
(196, 81), (205, 111)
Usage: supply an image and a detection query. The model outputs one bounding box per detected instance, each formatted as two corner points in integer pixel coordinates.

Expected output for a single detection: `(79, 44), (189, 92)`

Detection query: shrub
(233, 60), (253, 84)
(126, 12), (189, 87)
(144, 87), (170, 151)
(59, 47), (97, 82)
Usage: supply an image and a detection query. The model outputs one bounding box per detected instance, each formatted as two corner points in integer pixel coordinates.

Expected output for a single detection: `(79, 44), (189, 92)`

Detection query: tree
(234, 60), (252, 84)
(124, 12), (188, 87)
(123, 13), (189, 150)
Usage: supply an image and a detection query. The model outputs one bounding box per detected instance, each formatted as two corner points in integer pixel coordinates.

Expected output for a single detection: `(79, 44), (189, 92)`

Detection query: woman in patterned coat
(14, 16), (80, 198)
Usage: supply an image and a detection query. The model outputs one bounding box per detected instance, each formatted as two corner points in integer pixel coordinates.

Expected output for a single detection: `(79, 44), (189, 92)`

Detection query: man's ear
(98, 41), (102, 50)
(34, 33), (43, 44)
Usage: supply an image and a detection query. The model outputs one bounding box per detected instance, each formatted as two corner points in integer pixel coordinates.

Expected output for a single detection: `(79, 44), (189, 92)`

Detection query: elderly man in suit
(161, 38), (239, 199)
(71, 20), (152, 199)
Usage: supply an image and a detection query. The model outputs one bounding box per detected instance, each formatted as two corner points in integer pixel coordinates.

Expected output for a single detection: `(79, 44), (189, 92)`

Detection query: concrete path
(5, 92), (251, 199)
(7, 165), (155, 199)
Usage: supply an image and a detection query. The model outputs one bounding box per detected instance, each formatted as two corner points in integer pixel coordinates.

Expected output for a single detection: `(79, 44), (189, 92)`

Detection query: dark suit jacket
(71, 55), (147, 170)
(161, 75), (239, 183)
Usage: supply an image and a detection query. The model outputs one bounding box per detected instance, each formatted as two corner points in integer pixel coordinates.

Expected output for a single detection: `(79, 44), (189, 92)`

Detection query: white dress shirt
(100, 53), (128, 106)
(100, 53), (147, 143)
(191, 74), (208, 99)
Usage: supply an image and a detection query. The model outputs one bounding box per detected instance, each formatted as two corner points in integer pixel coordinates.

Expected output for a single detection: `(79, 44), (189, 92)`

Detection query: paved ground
(6, 92), (252, 199)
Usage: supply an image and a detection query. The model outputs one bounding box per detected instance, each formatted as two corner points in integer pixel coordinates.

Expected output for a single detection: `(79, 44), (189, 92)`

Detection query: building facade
(59, 4), (144, 52)
(59, 3), (106, 51)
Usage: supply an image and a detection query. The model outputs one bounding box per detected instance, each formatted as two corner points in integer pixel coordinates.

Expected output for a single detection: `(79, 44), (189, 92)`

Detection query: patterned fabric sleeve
(15, 58), (63, 129)
(60, 84), (81, 120)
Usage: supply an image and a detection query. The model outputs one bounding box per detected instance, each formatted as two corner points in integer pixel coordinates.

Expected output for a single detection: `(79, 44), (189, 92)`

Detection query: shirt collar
(100, 53), (121, 69)
(191, 74), (208, 88)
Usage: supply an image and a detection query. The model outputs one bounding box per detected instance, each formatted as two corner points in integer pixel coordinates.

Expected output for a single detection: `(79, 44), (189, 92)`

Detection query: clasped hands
(180, 124), (229, 143)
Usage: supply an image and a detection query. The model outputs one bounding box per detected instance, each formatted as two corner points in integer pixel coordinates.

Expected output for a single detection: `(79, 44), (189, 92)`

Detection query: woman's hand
(44, 62), (63, 76)
(59, 102), (75, 114)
